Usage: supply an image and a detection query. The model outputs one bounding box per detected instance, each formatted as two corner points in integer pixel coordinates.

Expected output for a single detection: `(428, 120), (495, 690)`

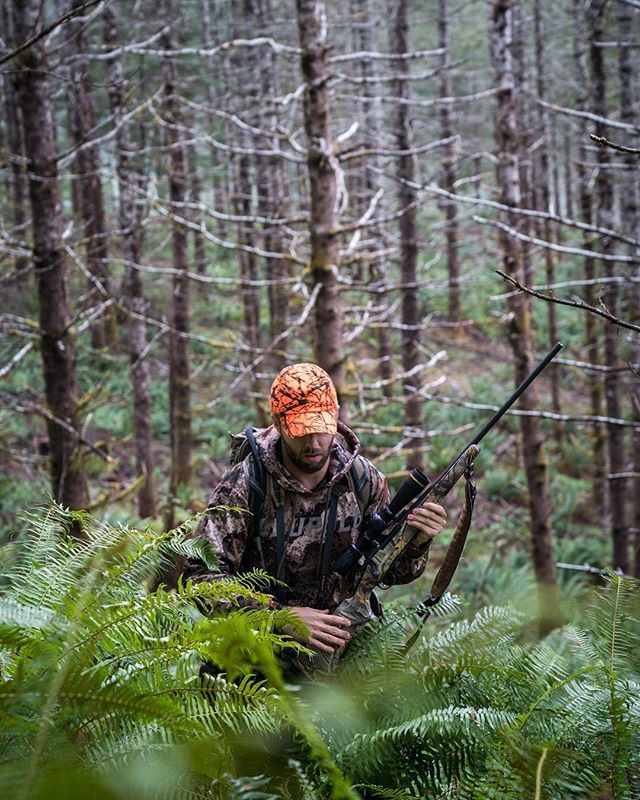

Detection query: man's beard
(282, 438), (333, 474)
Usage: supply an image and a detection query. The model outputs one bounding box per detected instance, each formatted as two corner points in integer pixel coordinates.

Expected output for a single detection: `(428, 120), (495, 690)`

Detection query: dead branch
(413, 387), (640, 429)
(496, 269), (640, 334)
(2, 392), (114, 463)
(369, 167), (639, 249)
(0, 0), (103, 66)
(535, 97), (638, 133)
(590, 133), (640, 155)
(477, 215), (636, 263)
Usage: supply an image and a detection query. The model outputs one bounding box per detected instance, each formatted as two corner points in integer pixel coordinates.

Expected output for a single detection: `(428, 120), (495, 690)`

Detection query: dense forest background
(0, 0), (639, 797)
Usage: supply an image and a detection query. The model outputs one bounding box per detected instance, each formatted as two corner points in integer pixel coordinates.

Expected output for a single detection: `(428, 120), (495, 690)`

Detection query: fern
(0, 504), (354, 800)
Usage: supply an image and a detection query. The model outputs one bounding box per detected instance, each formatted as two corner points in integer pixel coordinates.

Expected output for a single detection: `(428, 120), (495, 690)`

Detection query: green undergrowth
(1, 505), (639, 799)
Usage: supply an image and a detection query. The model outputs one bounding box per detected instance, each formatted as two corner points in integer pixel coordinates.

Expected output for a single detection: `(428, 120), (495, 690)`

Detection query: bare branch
(536, 97), (639, 133)
(330, 47), (445, 63)
(0, 0), (103, 66)
(413, 387), (639, 429)
(0, 342), (34, 379)
(496, 270), (640, 334)
(1, 392), (114, 463)
(476, 215), (636, 263)
(590, 133), (640, 155)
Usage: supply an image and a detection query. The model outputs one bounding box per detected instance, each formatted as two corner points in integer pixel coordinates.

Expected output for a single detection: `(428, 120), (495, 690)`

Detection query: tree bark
(588, 0), (628, 573)
(259, 24), (291, 375)
(438, 0), (461, 328)
(162, 19), (192, 529)
(67, 0), (117, 349)
(618, 2), (640, 578)
(296, 0), (346, 404)
(1, 0), (29, 278)
(490, 0), (560, 626)
(533, 0), (563, 440)
(352, 0), (393, 394)
(572, 0), (607, 516)
(13, 0), (89, 513)
(389, 0), (424, 471)
(104, 2), (157, 519)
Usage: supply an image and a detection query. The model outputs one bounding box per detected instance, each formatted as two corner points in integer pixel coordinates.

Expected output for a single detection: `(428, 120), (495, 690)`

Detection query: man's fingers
(286, 607), (353, 652)
(407, 502), (447, 538)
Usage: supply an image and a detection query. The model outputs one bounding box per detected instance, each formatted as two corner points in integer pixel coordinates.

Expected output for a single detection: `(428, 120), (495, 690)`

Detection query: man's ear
(271, 413), (281, 432)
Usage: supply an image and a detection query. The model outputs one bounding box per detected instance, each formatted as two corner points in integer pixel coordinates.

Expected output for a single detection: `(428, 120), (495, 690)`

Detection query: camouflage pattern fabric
(187, 422), (432, 610)
(269, 362), (339, 437)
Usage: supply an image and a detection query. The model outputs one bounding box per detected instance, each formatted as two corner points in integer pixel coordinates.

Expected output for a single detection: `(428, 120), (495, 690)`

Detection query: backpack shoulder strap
(348, 455), (373, 519)
(242, 427), (268, 570)
(243, 428), (287, 604)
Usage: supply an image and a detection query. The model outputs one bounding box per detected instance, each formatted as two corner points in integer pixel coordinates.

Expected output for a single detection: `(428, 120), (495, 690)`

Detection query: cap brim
(280, 409), (338, 438)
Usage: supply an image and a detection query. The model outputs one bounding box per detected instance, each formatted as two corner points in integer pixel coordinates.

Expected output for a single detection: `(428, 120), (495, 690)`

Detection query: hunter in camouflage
(189, 363), (448, 657)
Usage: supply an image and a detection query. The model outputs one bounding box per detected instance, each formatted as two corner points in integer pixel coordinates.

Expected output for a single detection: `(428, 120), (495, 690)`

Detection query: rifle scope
(335, 467), (430, 575)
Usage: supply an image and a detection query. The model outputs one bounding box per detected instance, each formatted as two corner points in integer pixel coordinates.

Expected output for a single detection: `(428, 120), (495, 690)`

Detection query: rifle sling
(404, 463), (477, 653)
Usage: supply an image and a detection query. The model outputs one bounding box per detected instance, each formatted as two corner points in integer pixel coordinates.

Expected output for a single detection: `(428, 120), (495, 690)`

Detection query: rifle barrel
(425, 341), (563, 494)
(470, 341), (563, 446)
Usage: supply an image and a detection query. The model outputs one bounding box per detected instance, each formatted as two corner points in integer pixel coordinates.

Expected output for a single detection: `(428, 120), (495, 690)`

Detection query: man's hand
(283, 607), (352, 654)
(407, 501), (447, 545)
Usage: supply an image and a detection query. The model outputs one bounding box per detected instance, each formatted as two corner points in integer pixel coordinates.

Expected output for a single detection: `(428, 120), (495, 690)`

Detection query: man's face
(279, 428), (335, 475)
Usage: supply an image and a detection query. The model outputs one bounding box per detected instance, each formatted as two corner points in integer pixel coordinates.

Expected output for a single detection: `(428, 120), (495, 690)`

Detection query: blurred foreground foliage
(1, 506), (639, 799)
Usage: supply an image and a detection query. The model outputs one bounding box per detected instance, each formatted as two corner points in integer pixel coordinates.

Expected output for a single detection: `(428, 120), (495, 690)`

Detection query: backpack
(228, 427), (373, 601)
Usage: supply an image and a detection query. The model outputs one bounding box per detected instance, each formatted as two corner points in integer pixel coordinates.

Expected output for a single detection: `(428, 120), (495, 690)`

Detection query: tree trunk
(588, 0), (628, 573)
(533, 0), (563, 441)
(67, 0), (117, 349)
(438, 0), (461, 328)
(572, 0), (607, 516)
(162, 20), (192, 530)
(348, 0), (393, 395)
(103, 2), (157, 519)
(13, 0), (89, 513)
(296, 0), (346, 404)
(1, 0), (29, 278)
(389, 0), (424, 471)
(490, 0), (560, 627)
(258, 28), (291, 375)
(618, 2), (640, 578)
(191, 164), (208, 281)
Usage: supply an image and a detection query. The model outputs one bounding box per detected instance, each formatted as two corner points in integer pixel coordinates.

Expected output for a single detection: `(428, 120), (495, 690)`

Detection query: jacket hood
(253, 422), (361, 494)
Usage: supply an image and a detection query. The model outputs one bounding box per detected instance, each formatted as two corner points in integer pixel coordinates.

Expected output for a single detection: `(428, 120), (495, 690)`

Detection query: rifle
(313, 342), (564, 670)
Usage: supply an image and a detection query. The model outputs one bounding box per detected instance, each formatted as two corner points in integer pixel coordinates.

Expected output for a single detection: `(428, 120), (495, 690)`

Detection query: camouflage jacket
(187, 423), (431, 610)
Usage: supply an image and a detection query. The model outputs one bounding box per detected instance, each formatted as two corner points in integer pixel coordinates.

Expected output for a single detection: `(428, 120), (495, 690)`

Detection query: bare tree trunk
(490, 0), (560, 627)
(389, 0), (424, 471)
(438, 0), (461, 328)
(104, 2), (157, 519)
(67, 0), (117, 349)
(191, 163), (208, 281)
(350, 0), (393, 394)
(588, 0), (628, 573)
(572, 0), (607, 516)
(162, 19), (192, 530)
(246, 1), (289, 375)
(618, 3), (640, 578)
(1, 0), (28, 278)
(296, 0), (346, 403)
(618, 0), (638, 576)
(533, 0), (563, 441)
(13, 0), (89, 513)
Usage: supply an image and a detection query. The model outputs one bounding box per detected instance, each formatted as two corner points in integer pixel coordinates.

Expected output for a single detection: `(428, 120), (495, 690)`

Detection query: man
(188, 363), (447, 658)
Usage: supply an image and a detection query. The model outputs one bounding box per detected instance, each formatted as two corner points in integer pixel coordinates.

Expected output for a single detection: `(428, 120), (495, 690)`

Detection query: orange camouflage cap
(270, 363), (339, 438)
